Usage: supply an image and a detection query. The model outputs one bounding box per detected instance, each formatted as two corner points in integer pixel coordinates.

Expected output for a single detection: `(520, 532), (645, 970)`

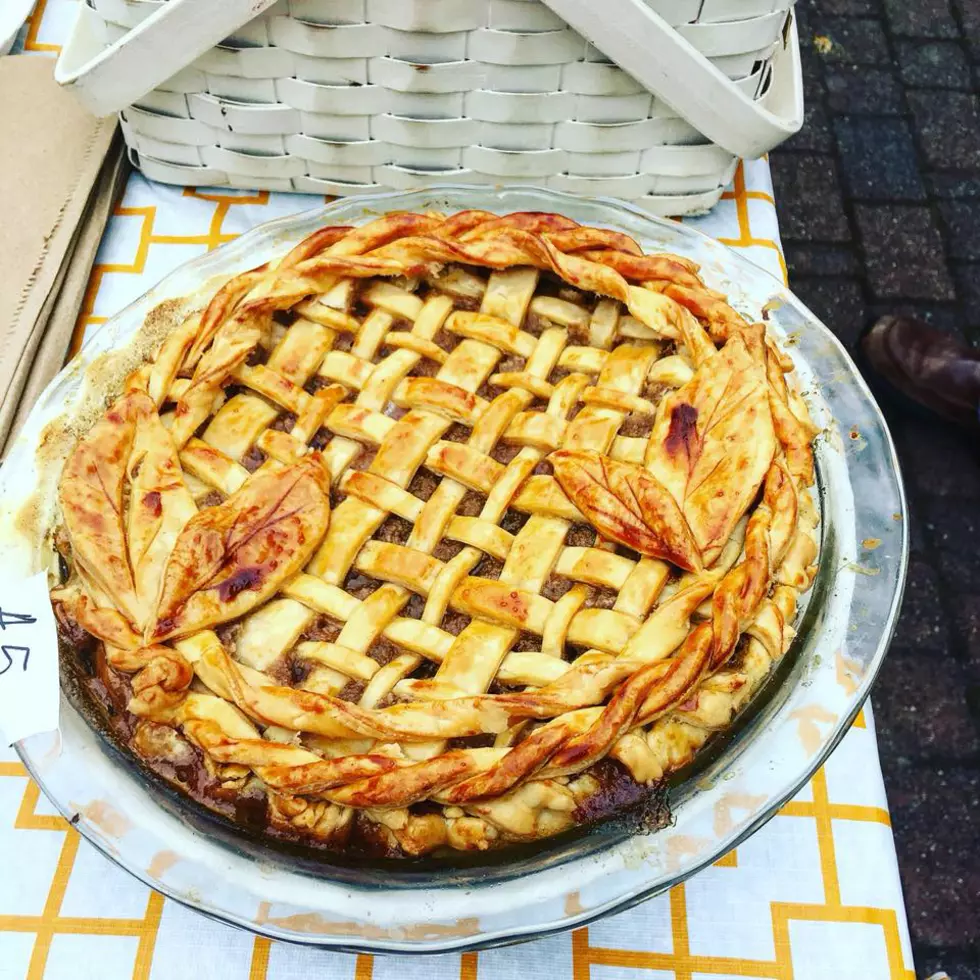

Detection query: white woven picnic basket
(55, 0), (803, 215)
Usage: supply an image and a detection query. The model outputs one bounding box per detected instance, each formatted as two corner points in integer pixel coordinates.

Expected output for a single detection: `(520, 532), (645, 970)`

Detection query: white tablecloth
(1, 4), (917, 978)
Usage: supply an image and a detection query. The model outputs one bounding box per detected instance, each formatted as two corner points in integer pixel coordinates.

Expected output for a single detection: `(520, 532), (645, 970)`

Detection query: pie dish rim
(1, 185), (907, 953)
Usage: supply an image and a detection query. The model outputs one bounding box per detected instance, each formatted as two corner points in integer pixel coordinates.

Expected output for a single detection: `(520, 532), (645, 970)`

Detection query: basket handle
(54, 0), (280, 117)
(542, 0), (803, 158)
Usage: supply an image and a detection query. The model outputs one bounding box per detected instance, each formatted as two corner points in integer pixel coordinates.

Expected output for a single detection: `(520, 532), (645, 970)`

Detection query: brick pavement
(771, 1), (980, 975)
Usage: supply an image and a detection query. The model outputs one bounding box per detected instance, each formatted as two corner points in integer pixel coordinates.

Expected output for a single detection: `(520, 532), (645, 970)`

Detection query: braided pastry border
(52, 209), (818, 855)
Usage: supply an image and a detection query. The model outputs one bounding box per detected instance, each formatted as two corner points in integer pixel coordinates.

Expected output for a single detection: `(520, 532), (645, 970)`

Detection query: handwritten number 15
(0, 609), (38, 677)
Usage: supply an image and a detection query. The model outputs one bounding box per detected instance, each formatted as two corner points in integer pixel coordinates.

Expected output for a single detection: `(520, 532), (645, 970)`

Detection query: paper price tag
(0, 570), (59, 745)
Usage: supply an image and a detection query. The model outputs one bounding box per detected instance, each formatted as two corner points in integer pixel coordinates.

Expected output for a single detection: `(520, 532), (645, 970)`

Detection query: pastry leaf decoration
(150, 456), (331, 642)
(126, 401), (198, 622)
(646, 323), (777, 566)
(550, 449), (702, 572)
(58, 391), (144, 625)
(59, 390), (195, 628)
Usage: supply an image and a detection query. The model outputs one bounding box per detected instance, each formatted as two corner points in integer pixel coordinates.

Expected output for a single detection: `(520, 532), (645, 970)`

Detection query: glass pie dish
(0, 186), (907, 953)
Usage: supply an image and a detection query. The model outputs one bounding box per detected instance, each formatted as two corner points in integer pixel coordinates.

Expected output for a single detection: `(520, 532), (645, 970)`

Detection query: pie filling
(49, 210), (819, 858)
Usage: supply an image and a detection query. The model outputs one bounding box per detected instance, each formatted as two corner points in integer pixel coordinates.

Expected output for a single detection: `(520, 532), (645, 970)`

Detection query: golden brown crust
(50, 209), (818, 857)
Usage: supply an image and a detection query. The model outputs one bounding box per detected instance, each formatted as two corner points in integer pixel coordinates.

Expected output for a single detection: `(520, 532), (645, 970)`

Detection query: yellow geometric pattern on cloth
(0, 728), (914, 980)
(2, 3), (915, 975)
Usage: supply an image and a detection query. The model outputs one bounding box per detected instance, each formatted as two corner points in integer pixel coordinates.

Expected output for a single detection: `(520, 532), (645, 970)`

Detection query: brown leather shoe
(860, 315), (980, 429)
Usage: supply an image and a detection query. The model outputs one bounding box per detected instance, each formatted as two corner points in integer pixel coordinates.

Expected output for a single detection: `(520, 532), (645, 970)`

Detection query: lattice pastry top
(51, 210), (819, 858)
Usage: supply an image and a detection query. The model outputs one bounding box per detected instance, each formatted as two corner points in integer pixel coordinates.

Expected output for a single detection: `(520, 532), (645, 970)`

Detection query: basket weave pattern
(93, 0), (795, 213)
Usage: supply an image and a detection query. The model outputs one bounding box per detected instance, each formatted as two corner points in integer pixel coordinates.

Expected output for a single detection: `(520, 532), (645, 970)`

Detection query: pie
(49, 209), (819, 858)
